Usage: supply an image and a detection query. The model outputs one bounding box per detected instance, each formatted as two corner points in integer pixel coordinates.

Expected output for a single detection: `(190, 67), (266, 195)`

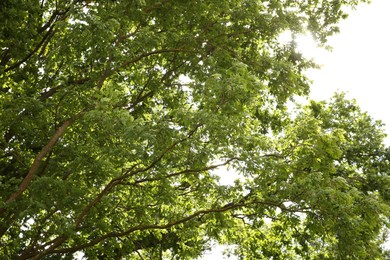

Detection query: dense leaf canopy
(1, 0), (389, 259)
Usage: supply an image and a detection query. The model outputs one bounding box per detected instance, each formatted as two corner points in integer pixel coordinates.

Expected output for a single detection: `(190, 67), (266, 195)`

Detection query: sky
(305, 0), (390, 144)
(200, 0), (390, 259)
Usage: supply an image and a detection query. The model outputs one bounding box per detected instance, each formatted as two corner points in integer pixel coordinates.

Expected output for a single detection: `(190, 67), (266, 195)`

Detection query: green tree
(1, 0), (388, 259)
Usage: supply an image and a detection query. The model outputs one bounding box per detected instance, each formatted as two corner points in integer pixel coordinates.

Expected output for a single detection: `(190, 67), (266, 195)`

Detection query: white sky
(201, 0), (390, 259)
(306, 0), (390, 144)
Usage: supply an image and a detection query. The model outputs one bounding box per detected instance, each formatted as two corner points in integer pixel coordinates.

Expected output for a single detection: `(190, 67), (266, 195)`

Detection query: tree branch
(49, 200), (248, 255)
(4, 119), (72, 203)
(73, 124), (203, 228)
(131, 157), (241, 185)
(23, 193), (313, 258)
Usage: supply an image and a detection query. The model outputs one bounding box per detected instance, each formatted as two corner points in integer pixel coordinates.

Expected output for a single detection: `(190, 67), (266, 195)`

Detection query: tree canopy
(1, 0), (389, 259)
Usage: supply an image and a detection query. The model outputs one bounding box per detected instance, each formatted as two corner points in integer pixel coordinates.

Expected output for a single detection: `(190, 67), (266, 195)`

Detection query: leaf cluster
(0, 0), (386, 259)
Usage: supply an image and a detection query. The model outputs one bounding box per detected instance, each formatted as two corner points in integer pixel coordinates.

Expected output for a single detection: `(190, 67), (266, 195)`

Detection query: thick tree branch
(4, 120), (72, 203)
(4, 113), (81, 204)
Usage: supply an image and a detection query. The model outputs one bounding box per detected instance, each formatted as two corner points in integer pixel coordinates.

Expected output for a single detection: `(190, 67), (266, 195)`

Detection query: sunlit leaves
(0, 0), (387, 259)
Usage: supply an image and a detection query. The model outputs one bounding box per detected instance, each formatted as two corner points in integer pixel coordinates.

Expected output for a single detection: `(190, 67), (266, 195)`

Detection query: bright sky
(305, 0), (390, 145)
(201, 0), (390, 259)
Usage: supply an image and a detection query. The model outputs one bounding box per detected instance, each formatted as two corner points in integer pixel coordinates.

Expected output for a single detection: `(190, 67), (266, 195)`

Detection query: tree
(0, 0), (388, 259)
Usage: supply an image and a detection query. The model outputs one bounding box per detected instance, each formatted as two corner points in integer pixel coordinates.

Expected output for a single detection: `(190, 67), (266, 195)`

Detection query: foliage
(1, 0), (388, 259)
